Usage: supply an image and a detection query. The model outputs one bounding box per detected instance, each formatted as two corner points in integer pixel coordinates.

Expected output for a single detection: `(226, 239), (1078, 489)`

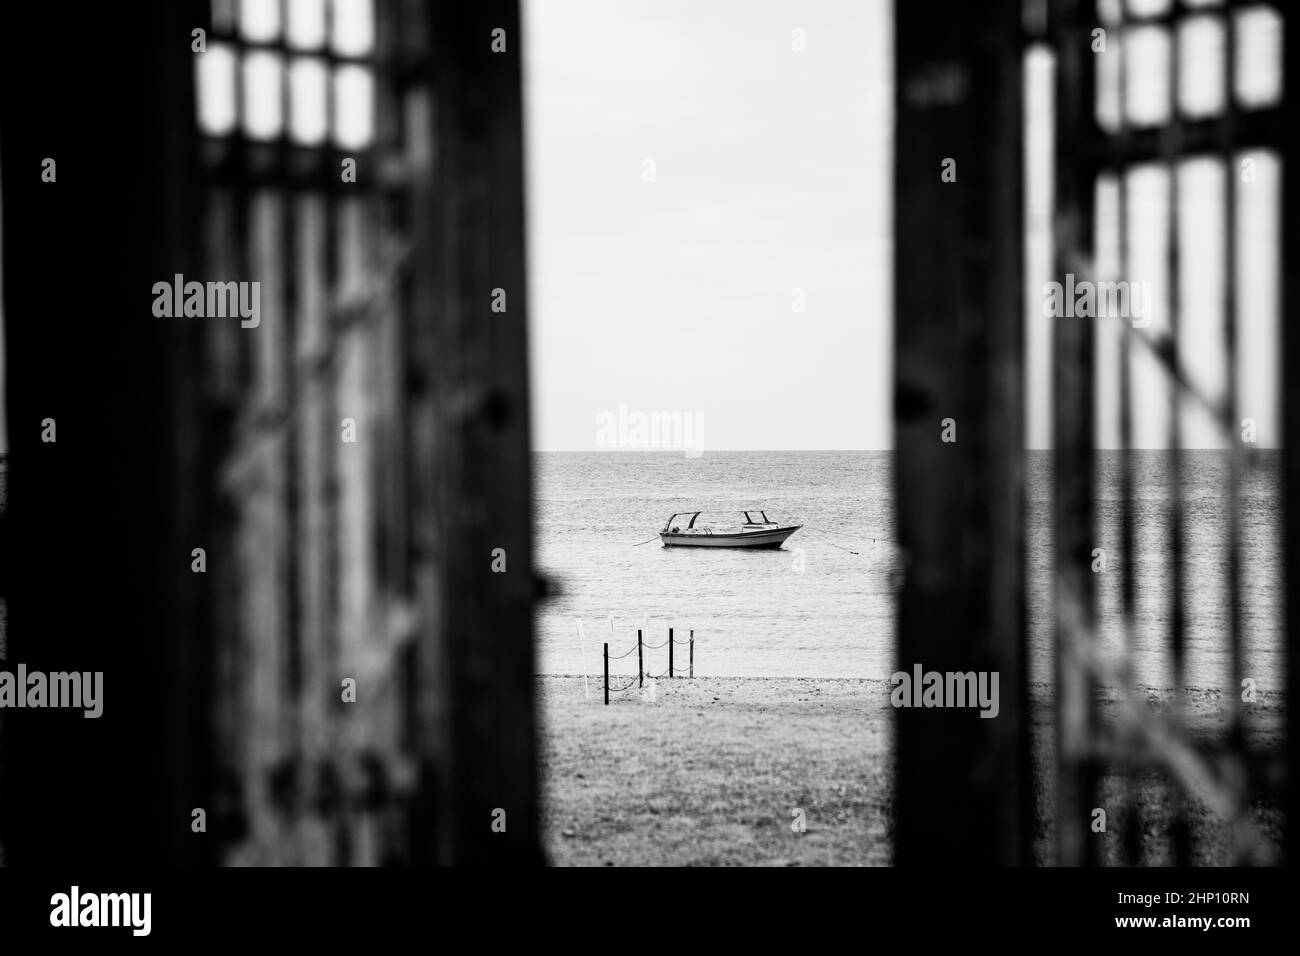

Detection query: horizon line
(529, 446), (1281, 453)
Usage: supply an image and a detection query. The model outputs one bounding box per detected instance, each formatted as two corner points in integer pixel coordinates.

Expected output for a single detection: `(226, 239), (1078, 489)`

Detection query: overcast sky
(523, 0), (893, 451)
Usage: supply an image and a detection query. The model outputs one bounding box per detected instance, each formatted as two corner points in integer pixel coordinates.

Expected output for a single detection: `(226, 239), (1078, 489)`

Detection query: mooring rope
(631, 535), (661, 547)
(800, 526), (889, 555)
(806, 525), (887, 542)
(607, 643), (639, 660)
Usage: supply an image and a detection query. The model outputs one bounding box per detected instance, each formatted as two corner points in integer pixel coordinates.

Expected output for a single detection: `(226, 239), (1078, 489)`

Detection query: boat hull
(660, 526), (801, 549)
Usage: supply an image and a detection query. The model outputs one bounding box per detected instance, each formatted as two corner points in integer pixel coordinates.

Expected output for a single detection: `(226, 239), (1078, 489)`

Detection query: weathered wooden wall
(198, 0), (541, 866)
(1, 0), (540, 866)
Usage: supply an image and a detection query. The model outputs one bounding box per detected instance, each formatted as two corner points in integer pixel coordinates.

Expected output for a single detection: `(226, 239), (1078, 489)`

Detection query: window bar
(1050, 0), (1101, 867)
(291, 191), (326, 862)
(279, 0), (306, 732)
(1114, 10), (1141, 868)
(281, 74), (310, 868)
(1118, 175), (1143, 867)
(319, 28), (345, 865)
(1219, 4), (1248, 865)
(274, 0), (305, 844)
(324, 0), (338, 156)
(1163, 11), (1190, 868)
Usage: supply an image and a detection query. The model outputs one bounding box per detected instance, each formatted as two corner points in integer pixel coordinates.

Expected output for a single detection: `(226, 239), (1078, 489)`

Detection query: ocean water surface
(535, 450), (1283, 691)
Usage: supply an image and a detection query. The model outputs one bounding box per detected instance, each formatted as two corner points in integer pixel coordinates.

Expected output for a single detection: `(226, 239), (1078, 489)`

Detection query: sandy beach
(539, 675), (1286, 866)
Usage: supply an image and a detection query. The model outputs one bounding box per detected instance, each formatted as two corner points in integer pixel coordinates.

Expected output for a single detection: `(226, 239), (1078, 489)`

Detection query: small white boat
(659, 510), (801, 549)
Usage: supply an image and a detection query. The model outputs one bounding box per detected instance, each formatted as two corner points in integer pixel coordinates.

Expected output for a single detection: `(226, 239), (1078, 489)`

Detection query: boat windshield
(663, 510), (777, 532)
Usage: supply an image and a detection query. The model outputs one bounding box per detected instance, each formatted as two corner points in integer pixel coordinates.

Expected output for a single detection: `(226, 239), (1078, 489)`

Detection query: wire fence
(572, 625), (700, 704)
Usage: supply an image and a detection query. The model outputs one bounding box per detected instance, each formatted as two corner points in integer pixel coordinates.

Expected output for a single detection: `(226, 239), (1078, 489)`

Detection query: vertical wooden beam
(408, 0), (541, 865)
(291, 192), (334, 865)
(894, 0), (1029, 864)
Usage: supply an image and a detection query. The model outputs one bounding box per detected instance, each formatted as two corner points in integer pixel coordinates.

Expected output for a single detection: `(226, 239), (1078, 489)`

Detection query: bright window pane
(289, 58), (329, 144)
(243, 52), (284, 140)
(1125, 26), (1170, 127)
(332, 0), (375, 56)
(287, 0), (327, 49)
(1177, 15), (1223, 118)
(1234, 5), (1283, 107)
(333, 65), (374, 148)
(239, 0), (281, 42)
(196, 43), (238, 135)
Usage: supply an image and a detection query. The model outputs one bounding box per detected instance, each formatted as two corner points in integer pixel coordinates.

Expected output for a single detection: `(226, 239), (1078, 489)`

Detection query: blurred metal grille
(1044, 0), (1290, 866)
(896, 0), (1293, 865)
(191, 0), (539, 866)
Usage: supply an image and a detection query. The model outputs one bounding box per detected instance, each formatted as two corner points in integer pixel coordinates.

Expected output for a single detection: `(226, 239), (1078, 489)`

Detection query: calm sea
(535, 450), (1283, 691)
